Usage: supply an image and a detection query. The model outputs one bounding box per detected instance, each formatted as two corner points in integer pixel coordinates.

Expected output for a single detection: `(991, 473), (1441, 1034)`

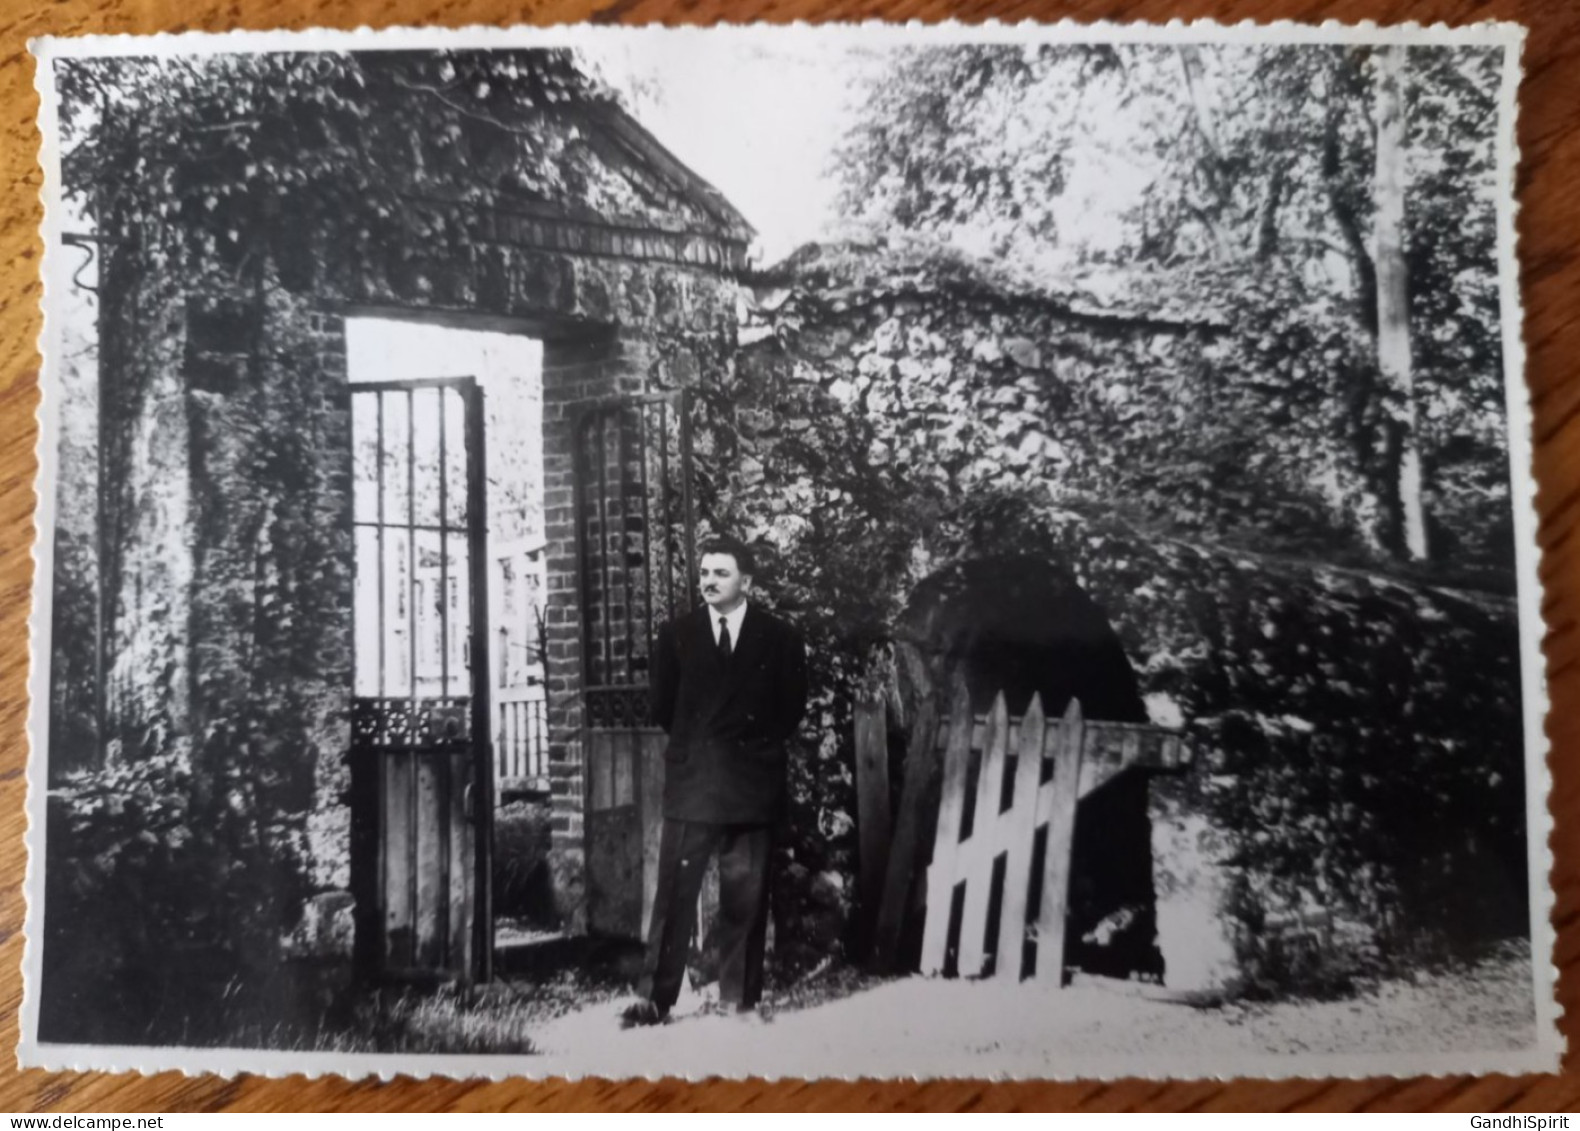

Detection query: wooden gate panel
(414, 753), (446, 968)
(586, 727), (647, 938)
(382, 751), (415, 965)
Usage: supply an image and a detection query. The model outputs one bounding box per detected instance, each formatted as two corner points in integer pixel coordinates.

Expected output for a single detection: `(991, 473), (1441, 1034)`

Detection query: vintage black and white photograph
(23, 21), (1553, 1078)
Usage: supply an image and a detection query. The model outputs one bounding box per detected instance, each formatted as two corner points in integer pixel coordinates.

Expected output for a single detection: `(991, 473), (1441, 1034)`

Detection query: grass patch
(343, 984), (543, 1054)
(323, 963), (633, 1054)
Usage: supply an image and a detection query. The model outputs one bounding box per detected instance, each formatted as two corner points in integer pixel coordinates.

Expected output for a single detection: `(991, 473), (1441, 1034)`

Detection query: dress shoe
(619, 1000), (669, 1029)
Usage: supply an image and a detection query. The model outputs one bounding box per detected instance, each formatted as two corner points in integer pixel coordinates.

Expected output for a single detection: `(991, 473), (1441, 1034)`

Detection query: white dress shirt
(710, 600), (748, 649)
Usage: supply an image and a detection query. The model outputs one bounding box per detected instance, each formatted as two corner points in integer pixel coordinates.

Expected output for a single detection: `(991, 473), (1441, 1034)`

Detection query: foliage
(493, 800), (555, 926)
(728, 239), (1473, 572)
(834, 45), (1103, 251)
(48, 290), (101, 781)
(47, 525), (99, 781)
(41, 735), (311, 1045)
(835, 43), (1510, 566)
(58, 51), (625, 261)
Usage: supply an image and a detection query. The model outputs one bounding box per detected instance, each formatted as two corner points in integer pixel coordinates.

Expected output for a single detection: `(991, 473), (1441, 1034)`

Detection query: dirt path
(524, 946), (1545, 1079)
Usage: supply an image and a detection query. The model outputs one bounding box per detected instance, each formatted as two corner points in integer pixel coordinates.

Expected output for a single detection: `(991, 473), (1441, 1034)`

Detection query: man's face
(699, 552), (752, 612)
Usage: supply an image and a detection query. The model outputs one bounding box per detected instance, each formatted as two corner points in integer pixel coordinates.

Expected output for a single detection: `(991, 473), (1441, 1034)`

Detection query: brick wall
(539, 334), (622, 929)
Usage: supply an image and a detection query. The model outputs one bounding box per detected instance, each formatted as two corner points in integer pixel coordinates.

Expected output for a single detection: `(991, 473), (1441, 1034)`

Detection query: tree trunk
(1373, 46), (1429, 562)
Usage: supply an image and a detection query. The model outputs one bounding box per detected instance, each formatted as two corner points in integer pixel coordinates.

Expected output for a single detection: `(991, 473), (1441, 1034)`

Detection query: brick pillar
(540, 331), (636, 932)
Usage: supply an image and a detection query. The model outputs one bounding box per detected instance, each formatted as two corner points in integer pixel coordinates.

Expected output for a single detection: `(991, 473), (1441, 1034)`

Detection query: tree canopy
(834, 43), (1510, 569)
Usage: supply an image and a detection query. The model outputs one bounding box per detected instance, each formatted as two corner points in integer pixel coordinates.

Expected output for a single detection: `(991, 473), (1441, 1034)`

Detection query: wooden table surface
(1, 0), (1576, 1112)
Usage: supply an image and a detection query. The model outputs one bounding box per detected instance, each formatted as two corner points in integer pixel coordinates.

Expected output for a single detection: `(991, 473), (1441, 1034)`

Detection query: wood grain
(2, 0), (1577, 1111)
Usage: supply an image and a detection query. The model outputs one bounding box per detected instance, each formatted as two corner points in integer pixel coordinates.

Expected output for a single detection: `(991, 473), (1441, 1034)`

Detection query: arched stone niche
(897, 555), (1164, 983)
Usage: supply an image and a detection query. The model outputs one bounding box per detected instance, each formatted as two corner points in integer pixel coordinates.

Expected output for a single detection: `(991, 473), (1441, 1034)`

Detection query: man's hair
(697, 535), (757, 576)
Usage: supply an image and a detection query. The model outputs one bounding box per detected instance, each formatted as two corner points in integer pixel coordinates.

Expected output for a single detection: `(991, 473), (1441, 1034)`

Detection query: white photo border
(22, 17), (1554, 1081)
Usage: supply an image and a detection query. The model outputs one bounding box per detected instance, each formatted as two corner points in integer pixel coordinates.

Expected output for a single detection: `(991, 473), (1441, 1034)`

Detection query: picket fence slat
(995, 693), (1047, 979)
(957, 693), (1009, 976)
(1034, 699), (1084, 985)
(919, 676), (976, 976)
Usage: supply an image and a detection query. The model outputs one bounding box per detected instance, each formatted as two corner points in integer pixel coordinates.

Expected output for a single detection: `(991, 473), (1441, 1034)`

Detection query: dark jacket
(649, 603), (809, 824)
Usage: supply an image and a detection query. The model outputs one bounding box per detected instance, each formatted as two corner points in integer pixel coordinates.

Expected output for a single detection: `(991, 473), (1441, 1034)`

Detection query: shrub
(41, 738), (309, 1045)
(492, 799), (555, 926)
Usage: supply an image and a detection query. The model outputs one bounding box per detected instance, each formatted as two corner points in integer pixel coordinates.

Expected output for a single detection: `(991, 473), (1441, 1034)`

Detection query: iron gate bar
(637, 405), (653, 654)
(353, 377), (487, 392)
(465, 379), (495, 984)
(621, 407), (633, 682)
(377, 399), (386, 698)
(439, 387), (448, 699)
(406, 388), (418, 970)
(352, 521), (470, 534)
(375, 392), (389, 964)
(572, 409), (592, 718)
(678, 396), (696, 600)
(406, 390), (416, 702)
(598, 415), (614, 688)
(659, 400), (673, 626)
(437, 386), (449, 967)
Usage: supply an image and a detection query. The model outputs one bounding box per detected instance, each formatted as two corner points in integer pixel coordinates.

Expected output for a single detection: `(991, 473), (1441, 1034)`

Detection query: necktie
(718, 617), (732, 663)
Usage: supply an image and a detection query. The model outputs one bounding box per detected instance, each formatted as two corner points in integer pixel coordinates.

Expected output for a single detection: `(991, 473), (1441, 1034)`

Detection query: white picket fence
(920, 692), (1186, 983)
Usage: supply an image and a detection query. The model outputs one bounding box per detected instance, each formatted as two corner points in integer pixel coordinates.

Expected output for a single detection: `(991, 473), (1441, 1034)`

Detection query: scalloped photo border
(21, 17), (1553, 1082)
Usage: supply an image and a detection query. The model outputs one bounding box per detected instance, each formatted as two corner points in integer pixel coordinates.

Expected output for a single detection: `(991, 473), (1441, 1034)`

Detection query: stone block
(281, 890), (356, 962)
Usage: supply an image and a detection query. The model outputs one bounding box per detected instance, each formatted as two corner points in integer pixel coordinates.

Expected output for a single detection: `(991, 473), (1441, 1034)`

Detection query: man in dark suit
(622, 535), (808, 1026)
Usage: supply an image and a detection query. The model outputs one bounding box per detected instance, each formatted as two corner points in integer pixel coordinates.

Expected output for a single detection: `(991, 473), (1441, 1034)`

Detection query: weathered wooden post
(853, 696), (892, 958)
(869, 670), (952, 972)
(916, 676), (978, 975)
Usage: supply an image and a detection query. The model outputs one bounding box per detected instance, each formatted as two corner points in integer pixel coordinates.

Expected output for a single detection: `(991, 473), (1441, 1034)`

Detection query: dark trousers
(639, 819), (773, 1010)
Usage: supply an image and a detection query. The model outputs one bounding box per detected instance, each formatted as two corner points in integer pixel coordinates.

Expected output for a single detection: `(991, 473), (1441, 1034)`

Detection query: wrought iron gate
(348, 377), (493, 983)
(575, 390), (696, 939)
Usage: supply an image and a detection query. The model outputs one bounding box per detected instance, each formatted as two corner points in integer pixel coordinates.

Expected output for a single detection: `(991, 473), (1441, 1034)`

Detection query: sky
(580, 41), (883, 265)
(579, 38), (1156, 273)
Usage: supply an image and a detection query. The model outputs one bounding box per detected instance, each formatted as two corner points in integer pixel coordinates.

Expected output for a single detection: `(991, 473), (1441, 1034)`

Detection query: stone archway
(900, 555), (1163, 982)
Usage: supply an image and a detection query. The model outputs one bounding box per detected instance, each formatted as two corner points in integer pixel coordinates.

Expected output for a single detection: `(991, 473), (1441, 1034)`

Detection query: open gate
(575, 390), (696, 940)
(348, 377), (493, 983)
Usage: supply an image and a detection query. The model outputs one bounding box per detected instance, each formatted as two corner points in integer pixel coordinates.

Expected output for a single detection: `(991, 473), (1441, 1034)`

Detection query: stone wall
(696, 241), (1529, 993)
(185, 273), (355, 883)
(97, 230), (196, 768)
